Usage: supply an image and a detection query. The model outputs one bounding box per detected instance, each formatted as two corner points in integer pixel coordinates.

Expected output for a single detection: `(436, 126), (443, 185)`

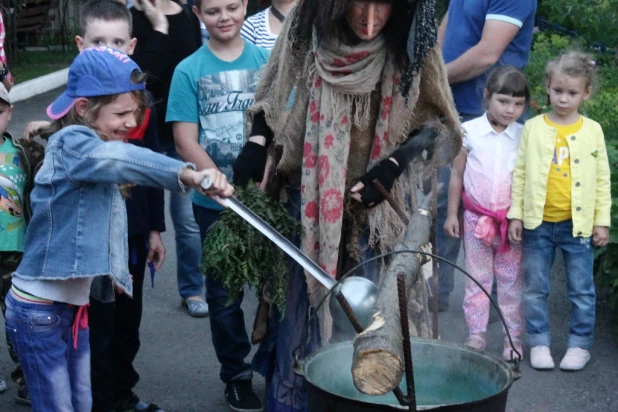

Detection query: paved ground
(0, 89), (617, 411)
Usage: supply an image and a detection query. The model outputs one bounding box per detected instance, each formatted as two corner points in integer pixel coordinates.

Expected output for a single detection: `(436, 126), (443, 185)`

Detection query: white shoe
(530, 345), (555, 370)
(559, 347), (591, 371)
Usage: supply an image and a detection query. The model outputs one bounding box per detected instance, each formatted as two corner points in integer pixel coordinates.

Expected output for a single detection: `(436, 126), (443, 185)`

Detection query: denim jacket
(14, 125), (194, 300)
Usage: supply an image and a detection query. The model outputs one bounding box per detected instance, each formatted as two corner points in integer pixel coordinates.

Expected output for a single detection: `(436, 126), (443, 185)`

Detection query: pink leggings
(463, 210), (524, 339)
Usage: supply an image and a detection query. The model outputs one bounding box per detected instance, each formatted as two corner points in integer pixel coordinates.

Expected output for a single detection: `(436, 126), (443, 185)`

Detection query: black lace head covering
(401, 0), (437, 101)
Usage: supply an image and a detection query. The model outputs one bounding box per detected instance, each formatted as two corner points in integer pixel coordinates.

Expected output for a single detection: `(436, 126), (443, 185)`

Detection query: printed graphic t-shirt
(0, 136), (27, 251)
(543, 115), (583, 222)
(166, 40), (269, 210)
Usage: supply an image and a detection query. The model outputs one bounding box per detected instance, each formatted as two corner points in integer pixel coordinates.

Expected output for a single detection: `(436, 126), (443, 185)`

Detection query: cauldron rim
(303, 337), (515, 411)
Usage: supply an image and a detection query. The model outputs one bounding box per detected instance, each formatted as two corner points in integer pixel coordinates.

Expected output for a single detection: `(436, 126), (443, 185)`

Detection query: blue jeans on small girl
(4, 291), (91, 411)
(522, 220), (596, 350)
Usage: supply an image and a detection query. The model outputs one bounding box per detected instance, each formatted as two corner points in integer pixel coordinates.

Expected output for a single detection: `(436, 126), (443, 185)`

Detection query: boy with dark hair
(23, 1), (166, 410)
(167, 0), (269, 410)
(0, 84), (44, 405)
(131, 0), (209, 319)
(78, 0), (133, 37)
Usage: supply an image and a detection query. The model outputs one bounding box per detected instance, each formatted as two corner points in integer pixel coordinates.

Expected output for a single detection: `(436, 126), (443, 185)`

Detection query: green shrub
(538, 0), (618, 48)
(525, 33), (573, 114)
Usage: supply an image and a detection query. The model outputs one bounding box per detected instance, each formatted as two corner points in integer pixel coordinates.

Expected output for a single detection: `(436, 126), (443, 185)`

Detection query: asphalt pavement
(0, 88), (616, 411)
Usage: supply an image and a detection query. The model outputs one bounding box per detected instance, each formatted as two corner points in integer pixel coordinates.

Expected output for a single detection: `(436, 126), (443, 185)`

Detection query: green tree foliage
(538, 0), (618, 47)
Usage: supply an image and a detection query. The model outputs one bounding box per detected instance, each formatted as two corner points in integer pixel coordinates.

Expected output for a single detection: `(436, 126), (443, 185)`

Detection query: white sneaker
(530, 345), (555, 370)
(559, 347), (591, 371)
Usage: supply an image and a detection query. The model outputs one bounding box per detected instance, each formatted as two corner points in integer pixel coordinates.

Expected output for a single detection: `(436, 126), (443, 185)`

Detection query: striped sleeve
(241, 9), (278, 50)
(485, 0), (535, 28)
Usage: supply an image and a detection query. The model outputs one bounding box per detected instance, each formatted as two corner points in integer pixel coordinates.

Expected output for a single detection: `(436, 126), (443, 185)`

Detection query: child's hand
(137, 0), (168, 34)
(508, 219), (523, 244)
(147, 231), (166, 270)
(443, 214), (460, 238)
(21, 121), (51, 142)
(592, 226), (609, 247)
(183, 168), (235, 199)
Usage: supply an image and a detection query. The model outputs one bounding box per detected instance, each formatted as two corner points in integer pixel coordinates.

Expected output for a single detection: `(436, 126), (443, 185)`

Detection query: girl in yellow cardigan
(507, 51), (611, 372)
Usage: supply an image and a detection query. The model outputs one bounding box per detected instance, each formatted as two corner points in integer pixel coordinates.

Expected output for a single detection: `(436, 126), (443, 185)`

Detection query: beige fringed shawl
(247, 9), (461, 343)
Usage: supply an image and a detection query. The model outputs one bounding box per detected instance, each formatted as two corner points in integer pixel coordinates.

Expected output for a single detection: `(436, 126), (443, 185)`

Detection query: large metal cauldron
(303, 338), (513, 411)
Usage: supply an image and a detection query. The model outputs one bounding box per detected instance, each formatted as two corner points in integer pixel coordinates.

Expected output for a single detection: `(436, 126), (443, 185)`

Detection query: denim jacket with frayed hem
(14, 125), (195, 301)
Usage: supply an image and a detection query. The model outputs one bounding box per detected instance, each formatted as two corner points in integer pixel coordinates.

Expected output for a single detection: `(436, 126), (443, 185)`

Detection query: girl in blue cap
(3, 46), (234, 412)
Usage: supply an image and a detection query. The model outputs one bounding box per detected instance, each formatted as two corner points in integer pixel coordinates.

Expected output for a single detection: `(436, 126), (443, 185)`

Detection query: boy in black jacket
(130, 0), (209, 317)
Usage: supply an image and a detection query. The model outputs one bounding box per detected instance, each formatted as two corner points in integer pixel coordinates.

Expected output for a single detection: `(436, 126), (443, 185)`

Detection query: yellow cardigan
(507, 114), (611, 237)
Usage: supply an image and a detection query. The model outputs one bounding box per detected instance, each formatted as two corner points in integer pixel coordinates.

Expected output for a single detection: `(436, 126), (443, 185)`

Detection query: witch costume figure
(233, 0), (462, 410)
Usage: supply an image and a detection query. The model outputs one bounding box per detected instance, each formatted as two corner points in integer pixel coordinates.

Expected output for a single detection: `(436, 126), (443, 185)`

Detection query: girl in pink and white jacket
(444, 66), (530, 361)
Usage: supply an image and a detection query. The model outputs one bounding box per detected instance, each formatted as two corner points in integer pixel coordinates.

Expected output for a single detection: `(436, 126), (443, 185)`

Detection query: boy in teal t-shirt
(0, 83), (44, 398)
(166, 0), (268, 410)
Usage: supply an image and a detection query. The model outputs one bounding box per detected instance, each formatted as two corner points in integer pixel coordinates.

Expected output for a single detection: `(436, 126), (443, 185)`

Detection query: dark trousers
(89, 237), (148, 410)
(193, 204), (253, 383)
(0, 252), (25, 387)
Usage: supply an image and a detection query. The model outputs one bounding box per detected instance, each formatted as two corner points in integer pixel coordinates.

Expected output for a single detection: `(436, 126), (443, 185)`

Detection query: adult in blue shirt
(433, 0), (537, 311)
(439, 0), (537, 118)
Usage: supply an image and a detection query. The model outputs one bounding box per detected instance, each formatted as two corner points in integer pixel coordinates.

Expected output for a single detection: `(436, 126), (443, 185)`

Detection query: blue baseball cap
(47, 47), (145, 120)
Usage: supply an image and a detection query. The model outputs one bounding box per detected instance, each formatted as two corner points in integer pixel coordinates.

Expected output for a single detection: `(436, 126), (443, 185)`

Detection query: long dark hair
(292, 0), (415, 70)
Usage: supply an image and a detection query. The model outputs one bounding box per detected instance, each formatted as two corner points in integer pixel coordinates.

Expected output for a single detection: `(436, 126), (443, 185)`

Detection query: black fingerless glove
(359, 158), (403, 207)
(250, 112), (274, 146)
(233, 141), (267, 188)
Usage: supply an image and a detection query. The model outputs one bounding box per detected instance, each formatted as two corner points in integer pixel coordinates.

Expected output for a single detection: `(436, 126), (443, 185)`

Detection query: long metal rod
(398, 274), (417, 411)
(208, 192), (337, 291)
(208, 191), (371, 330)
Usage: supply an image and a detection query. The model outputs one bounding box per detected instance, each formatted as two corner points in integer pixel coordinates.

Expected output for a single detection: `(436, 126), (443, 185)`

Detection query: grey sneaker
(182, 298), (209, 317)
(0, 377), (7, 393)
(559, 347), (590, 371)
(530, 345), (555, 370)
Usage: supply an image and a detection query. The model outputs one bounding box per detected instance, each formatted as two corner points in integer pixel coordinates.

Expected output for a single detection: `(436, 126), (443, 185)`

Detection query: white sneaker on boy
(530, 345), (555, 370)
(559, 347), (591, 371)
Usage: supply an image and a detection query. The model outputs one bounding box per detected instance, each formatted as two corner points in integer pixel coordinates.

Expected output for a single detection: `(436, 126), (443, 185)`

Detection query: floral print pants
(463, 210), (524, 339)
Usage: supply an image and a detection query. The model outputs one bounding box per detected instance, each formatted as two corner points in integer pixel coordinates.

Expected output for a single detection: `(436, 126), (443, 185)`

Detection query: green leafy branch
(201, 187), (300, 316)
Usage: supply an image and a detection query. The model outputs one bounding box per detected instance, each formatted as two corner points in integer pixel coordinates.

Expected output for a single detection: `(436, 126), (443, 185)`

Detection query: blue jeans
(522, 220), (596, 349)
(193, 204), (253, 383)
(434, 165), (461, 301)
(162, 141), (205, 300)
(5, 292), (91, 411)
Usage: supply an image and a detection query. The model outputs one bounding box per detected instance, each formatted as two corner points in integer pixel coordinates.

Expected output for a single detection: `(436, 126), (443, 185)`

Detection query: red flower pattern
(324, 134), (334, 149)
(341, 115), (349, 125)
(305, 153), (318, 168)
(333, 58), (346, 67)
(314, 77), (323, 88)
(320, 188), (344, 223)
(370, 137), (382, 160)
(303, 142), (312, 157)
(318, 156), (330, 185)
(305, 201), (318, 219)
(311, 111), (320, 123)
(345, 51), (370, 64)
(380, 96), (393, 120)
